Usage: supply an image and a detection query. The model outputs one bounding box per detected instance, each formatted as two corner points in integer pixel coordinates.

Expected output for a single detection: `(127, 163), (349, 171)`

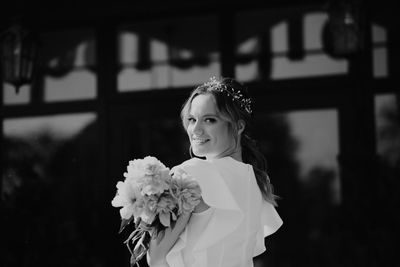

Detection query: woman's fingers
(159, 212), (191, 248)
(148, 212), (192, 265)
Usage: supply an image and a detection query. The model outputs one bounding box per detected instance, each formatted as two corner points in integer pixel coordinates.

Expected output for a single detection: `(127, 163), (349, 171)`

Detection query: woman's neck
(228, 150), (243, 162)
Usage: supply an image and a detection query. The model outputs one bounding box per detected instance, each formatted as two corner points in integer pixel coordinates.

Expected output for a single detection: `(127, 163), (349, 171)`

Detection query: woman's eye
(188, 117), (196, 123)
(205, 118), (216, 123)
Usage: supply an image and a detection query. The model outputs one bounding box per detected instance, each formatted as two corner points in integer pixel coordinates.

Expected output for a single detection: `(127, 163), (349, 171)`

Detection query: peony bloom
(111, 179), (141, 220)
(170, 167), (202, 215)
(138, 195), (158, 224)
(142, 156), (168, 175)
(138, 170), (170, 196)
(156, 194), (178, 227)
(124, 156), (171, 196)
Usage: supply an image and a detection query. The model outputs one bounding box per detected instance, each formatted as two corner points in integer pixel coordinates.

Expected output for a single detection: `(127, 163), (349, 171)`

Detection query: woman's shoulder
(177, 156), (250, 170)
(171, 157), (219, 181)
(172, 158), (244, 211)
(173, 157), (257, 207)
(177, 157), (204, 167)
(174, 157), (253, 191)
(209, 156), (251, 170)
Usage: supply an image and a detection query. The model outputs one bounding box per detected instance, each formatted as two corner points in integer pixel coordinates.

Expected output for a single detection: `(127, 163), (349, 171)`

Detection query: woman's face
(186, 94), (235, 159)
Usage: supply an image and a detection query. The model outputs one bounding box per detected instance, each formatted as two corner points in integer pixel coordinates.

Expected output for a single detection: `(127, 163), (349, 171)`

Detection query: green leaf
(119, 217), (134, 233)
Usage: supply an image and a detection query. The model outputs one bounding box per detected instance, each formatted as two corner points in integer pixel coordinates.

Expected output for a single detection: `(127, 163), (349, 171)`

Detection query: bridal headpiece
(202, 76), (253, 115)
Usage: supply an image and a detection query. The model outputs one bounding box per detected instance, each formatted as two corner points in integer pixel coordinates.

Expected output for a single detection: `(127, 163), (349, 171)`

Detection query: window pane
(271, 54), (347, 80)
(288, 109), (340, 204)
(4, 113), (96, 138)
(372, 24), (388, 78)
(375, 94), (399, 165)
(373, 47), (388, 78)
(3, 83), (31, 105)
(253, 109), (341, 266)
(118, 16), (220, 91)
(374, 94), (399, 264)
(2, 113), (107, 266)
(372, 23), (387, 43)
(235, 9), (349, 82)
(41, 30), (97, 102)
(256, 109), (340, 205)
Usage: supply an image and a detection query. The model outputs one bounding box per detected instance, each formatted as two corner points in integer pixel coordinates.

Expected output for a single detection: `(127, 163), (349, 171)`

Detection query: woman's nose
(192, 121), (203, 135)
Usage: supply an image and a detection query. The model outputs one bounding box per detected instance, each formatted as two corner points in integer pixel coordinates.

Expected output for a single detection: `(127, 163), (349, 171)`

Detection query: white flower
(123, 156), (171, 196)
(111, 179), (141, 220)
(155, 194), (178, 227)
(170, 167), (202, 215)
(137, 194), (158, 224)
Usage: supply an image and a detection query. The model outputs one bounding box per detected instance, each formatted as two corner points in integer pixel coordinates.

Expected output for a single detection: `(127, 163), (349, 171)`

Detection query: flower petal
(120, 205), (134, 220)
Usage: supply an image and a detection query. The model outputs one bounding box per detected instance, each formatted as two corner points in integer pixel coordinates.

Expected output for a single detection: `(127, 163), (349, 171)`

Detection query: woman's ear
(238, 120), (246, 135)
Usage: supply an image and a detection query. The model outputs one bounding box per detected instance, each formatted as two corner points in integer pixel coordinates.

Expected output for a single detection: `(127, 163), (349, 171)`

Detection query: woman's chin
(192, 150), (205, 158)
(191, 148), (209, 158)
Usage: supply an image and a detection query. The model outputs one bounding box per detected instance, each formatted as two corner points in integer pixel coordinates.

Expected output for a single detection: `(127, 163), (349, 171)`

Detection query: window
(372, 24), (388, 78)
(235, 9), (349, 82)
(2, 29), (97, 105)
(118, 16), (220, 91)
(2, 113), (104, 266)
(42, 30), (97, 102)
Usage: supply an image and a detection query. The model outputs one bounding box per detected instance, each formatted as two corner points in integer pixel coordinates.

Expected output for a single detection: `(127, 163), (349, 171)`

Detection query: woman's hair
(180, 76), (277, 206)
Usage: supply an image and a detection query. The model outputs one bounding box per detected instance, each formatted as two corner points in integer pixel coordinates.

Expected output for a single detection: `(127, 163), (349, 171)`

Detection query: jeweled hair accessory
(203, 76), (252, 114)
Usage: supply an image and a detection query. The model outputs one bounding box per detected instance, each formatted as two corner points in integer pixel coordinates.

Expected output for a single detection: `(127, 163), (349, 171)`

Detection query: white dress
(162, 157), (283, 267)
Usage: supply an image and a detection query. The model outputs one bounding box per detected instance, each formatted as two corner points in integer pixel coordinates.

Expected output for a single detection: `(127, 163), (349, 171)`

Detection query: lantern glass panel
(0, 25), (37, 90)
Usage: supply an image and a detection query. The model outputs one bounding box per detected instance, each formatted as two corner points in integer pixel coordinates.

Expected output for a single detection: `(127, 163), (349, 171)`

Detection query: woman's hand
(147, 212), (191, 266)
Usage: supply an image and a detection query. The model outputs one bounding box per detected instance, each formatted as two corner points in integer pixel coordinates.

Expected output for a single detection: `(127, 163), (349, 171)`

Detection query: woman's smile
(191, 136), (210, 145)
(187, 94), (234, 159)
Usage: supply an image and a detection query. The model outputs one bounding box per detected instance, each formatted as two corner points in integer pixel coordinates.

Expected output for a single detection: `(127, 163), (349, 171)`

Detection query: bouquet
(111, 156), (202, 266)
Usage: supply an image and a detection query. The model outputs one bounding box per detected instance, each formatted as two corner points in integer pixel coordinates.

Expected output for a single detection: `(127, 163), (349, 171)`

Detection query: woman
(147, 76), (283, 267)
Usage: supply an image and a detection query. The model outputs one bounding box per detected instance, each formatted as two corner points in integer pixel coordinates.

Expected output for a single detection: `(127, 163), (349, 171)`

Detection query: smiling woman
(146, 76), (282, 267)
(186, 94), (240, 160)
(180, 77), (276, 204)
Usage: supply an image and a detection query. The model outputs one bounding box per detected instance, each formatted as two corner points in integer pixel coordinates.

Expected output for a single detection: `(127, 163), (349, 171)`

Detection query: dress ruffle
(166, 157), (282, 267)
(253, 201), (283, 256)
(167, 158), (244, 266)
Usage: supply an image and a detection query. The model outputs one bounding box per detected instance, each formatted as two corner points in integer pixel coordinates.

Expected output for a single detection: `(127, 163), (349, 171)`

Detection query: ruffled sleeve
(176, 158), (244, 249)
(167, 157), (283, 266)
(253, 201), (283, 256)
(166, 158), (244, 266)
(179, 158), (241, 211)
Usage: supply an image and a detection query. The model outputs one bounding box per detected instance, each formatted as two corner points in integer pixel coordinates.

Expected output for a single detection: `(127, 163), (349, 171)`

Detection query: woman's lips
(192, 137), (210, 145)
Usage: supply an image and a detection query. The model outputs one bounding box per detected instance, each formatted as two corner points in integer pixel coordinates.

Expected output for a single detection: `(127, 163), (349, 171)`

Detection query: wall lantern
(0, 24), (38, 93)
(323, 0), (366, 58)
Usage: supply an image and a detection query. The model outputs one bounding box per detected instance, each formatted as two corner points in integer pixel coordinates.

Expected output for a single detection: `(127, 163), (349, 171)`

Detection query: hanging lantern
(323, 0), (366, 58)
(0, 24), (38, 93)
